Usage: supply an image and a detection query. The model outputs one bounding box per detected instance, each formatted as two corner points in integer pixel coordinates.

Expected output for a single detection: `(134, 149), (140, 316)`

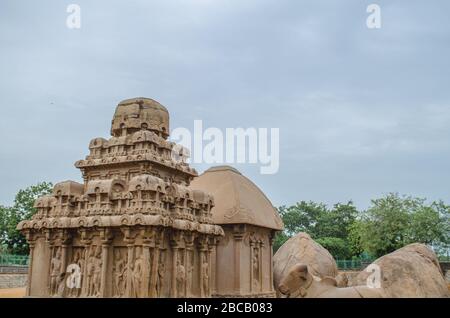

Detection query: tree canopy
(276, 201), (358, 259)
(0, 182), (53, 255)
(276, 193), (449, 259)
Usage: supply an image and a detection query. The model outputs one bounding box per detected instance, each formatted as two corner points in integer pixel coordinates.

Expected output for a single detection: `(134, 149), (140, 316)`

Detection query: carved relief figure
(127, 260), (135, 296)
(86, 247), (96, 296)
(186, 265), (193, 297)
(156, 262), (165, 297)
(50, 248), (62, 295)
(133, 247), (144, 297)
(113, 249), (127, 297)
(56, 272), (67, 298)
(176, 260), (186, 297)
(93, 246), (103, 296)
(68, 250), (83, 297)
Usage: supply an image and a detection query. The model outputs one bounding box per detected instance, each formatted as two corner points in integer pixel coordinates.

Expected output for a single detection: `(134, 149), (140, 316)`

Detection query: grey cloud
(0, 0), (449, 209)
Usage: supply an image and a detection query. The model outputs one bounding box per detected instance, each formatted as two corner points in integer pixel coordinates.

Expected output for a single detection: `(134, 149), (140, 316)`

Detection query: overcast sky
(1, 0), (449, 209)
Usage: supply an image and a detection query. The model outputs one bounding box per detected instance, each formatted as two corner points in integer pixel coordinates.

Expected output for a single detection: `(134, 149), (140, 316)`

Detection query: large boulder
(273, 232), (338, 295)
(353, 243), (448, 298)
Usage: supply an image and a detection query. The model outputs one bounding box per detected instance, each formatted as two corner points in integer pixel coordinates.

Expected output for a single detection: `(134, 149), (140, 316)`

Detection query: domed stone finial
(111, 97), (170, 138)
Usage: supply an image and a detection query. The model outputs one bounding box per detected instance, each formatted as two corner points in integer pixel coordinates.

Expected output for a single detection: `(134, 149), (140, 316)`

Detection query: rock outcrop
(353, 243), (448, 298)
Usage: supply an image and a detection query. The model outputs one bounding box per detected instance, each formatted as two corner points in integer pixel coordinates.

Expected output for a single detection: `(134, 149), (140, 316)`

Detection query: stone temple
(17, 97), (283, 298)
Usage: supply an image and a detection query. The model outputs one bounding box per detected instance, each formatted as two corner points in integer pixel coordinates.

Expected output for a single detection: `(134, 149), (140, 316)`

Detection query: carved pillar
(61, 230), (72, 275)
(80, 230), (93, 297)
(24, 231), (36, 296)
(259, 241), (263, 293)
(232, 225), (245, 295)
(198, 236), (209, 298)
(45, 229), (56, 296)
(208, 239), (215, 296)
(199, 248), (205, 297)
(151, 229), (165, 297)
(122, 228), (136, 298)
(100, 229), (113, 297)
(185, 240), (194, 297)
(171, 246), (179, 298)
(250, 240), (254, 293)
(125, 244), (134, 297)
(141, 229), (154, 298)
(269, 232), (275, 292)
(149, 244), (160, 297)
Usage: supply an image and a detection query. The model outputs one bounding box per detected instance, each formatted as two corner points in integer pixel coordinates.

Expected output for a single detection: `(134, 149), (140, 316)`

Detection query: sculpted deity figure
(50, 248), (62, 295)
(126, 261), (135, 296)
(133, 247), (144, 297)
(176, 260), (186, 297)
(68, 250), (83, 297)
(156, 262), (165, 297)
(113, 249), (127, 297)
(186, 265), (193, 297)
(93, 246), (103, 296)
(56, 272), (67, 298)
(86, 247), (96, 296)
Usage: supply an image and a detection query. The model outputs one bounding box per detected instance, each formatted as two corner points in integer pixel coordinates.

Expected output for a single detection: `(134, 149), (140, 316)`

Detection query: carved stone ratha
(18, 98), (225, 298)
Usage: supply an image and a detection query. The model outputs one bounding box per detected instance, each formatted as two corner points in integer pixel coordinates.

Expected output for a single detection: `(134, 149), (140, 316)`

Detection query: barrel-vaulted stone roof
(190, 165), (284, 230)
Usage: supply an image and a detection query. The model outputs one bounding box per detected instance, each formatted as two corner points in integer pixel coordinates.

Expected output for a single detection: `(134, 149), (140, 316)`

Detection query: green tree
(315, 202), (358, 239)
(315, 237), (351, 259)
(278, 201), (327, 237)
(348, 220), (365, 257)
(0, 182), (53, 255)
(275, 201), (358, 259)
(354, 193), (449, 258)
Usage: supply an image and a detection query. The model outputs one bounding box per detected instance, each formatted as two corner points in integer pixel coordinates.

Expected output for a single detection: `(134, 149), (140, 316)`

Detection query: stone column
(259, 241), (264, 293)
(207, 244), (213, 297)
(171, 246), (179, 298)
(125, 244), (134, 297)
(269, 232), (275, 292)
(211, 239), (218, 296)
(25, 231), (35, 297)
(250, 240), (254, 293)
(100, 229), (113, 297)
(149, 245), (160, 297)
(198, 236), (210, 298)
(45, 230), (55, 296)
(185, 241), (193, 297)
(125, 244), (135, 297)
(122, 227), (136, 298)
(183, 246), (188, 297)
(61, 230), (72, 276)
(80, 230), (93, 297)
(141, 231), (154, 298)
(232, 226), (244, 295)
(199, 249), (205, 297)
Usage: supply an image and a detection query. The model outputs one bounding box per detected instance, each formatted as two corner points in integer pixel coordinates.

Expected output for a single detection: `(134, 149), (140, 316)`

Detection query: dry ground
(0, 287), (26, 298)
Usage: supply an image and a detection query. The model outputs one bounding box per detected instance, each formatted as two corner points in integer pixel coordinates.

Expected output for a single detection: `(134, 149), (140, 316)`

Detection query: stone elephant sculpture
(278, 264), (385, 298)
